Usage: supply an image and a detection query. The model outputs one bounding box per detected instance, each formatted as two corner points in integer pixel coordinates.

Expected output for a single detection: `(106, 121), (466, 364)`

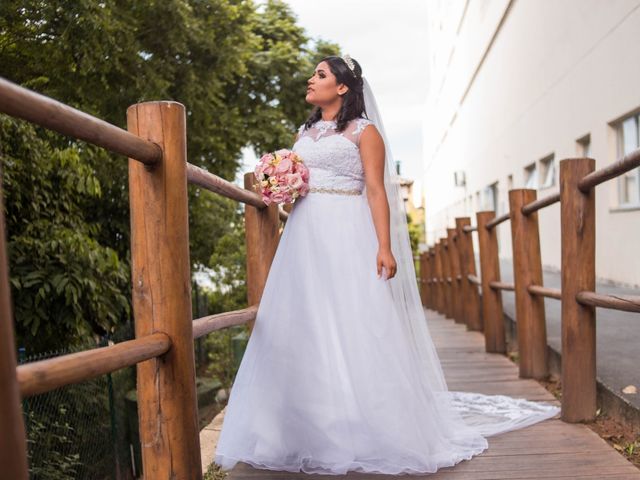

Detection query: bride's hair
(302, 55), (369, 133)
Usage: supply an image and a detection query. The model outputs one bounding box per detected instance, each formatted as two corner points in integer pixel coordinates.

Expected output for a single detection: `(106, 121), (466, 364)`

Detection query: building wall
(423, 0), (640, 286)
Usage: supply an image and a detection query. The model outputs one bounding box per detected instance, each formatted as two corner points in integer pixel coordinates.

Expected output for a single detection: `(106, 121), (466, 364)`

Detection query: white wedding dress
(212, 117), (560, 475)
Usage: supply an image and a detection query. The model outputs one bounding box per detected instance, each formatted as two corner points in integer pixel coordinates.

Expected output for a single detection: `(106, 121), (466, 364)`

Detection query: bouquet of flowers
(253, 148), (310, 205)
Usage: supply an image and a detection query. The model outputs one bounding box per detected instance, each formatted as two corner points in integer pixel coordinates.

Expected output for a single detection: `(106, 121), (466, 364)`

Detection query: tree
(0, 0), (339, 348)
(1, 117), (129, 350)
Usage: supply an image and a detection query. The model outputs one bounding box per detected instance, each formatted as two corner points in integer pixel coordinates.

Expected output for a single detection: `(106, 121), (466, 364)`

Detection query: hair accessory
(342, 54), (357, 76)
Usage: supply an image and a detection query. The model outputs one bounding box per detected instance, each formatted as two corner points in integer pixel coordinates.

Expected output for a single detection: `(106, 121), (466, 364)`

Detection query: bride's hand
(377, 247), (397, 280)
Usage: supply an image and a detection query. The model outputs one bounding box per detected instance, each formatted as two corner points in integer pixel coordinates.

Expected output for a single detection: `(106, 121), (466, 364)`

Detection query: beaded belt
(309, 186), (363, 196)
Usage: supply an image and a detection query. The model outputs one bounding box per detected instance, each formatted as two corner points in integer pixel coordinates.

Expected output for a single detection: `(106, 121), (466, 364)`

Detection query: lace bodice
(292, 117), (375, 191)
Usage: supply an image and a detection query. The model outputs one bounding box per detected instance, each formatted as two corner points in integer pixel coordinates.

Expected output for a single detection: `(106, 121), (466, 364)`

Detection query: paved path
(200, 309), (639, 478)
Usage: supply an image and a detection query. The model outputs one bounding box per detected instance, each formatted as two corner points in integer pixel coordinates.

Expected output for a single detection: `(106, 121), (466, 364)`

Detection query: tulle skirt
(212, 190), (556, 475)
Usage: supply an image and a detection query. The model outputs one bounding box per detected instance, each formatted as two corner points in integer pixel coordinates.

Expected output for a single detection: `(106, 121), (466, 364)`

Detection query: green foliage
(199, 213), (249, 388)
(0, 0), (334, 348)
(1, 116), (130, 350)
(203, 325), (242, 391)
(204, 461), (229, 479)
(206, 206), (248, 308)
(0, 0), (328, 173)
(25, 406), (82, 479)
(189, 187), (246, 276)
(406, 213), (417, 253)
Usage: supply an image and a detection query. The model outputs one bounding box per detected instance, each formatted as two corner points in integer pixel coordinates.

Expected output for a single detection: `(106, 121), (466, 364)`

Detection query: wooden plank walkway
(201, 309), (640, 479)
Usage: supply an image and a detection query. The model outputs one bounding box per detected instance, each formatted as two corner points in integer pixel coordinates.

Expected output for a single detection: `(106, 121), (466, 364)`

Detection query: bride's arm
(360, 126), (397, 279)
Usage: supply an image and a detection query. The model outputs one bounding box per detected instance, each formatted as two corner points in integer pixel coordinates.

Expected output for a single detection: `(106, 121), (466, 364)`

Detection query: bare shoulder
(358, 119), (383, 149)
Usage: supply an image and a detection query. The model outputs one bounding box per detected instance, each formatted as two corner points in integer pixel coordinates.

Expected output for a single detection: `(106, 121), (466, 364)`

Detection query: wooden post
(447, 228), (464, 323)
(440, 238), (454, 319)
(455, 217), (482, 331)
(244, 172), (280, 331)
(418, 252), (425, 306)
(428, 248), (436, 309)
(427, 250), (434, 309)
(420, 250), (431, 308)
(427, 248), (435, 309)
(420, 252), (428, 307)
(434, 241), (445, 314)
(560, 158), (596, 422)
(431, 245), (438, 313)
(127, 101), (201, 479)
(0, 169), (29, 479)
(509, 189), (548, 379)
(476, 212), (506, 353)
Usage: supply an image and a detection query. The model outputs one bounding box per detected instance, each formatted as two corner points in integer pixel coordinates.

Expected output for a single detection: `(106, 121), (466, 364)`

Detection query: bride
(212, 54), (560, 475)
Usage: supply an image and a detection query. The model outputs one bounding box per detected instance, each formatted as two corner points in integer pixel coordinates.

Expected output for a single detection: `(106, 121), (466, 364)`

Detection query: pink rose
(285, 172), (304, 189)
(260, 153), (275, 163)
(277, 175), (289, 187)
(263, 163), (276, 176)
(275, 156), (292, 174)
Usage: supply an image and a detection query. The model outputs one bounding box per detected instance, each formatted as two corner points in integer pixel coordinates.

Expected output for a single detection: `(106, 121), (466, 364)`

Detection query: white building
(423, 0), (640, 287)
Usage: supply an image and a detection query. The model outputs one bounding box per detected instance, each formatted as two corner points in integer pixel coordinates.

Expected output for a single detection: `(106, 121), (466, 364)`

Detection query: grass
(203, 462), (229, 479)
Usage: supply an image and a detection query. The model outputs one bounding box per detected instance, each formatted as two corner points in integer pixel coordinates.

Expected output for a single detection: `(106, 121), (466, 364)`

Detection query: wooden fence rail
(17, 333), (171, 398)
(2, 72), (640, 477)
(0, 76), (288, 478)
(0, 77), (162, 165)
(420, 152), (640, 423)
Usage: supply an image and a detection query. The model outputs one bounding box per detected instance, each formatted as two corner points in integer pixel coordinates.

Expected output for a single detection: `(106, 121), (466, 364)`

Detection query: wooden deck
(201, 309), (640, 479)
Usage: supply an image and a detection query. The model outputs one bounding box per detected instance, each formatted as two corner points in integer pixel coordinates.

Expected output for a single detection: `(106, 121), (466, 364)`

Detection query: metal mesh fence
(19, 324), (138, 480)
(18, 323), (232, 479)
(18, 281), (242, 479)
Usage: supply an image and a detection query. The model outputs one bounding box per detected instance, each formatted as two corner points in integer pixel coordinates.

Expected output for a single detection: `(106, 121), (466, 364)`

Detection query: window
(453, 170), (466, 187)
(481, 182), (498, 212)
(577, 134), (591, 157)
(617, 114), (640, 206)
(540, 154), (556, 189)
(524, 163), (537, 189)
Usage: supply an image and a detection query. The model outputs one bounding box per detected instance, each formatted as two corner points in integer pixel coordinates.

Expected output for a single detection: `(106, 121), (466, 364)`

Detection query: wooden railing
(0, 77), (290, 479)
(419, 151), (640, 424)
(4, 71), (640, 477)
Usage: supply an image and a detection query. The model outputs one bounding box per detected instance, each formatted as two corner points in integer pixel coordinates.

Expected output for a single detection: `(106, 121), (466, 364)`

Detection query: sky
(235, 0), (431, 207)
